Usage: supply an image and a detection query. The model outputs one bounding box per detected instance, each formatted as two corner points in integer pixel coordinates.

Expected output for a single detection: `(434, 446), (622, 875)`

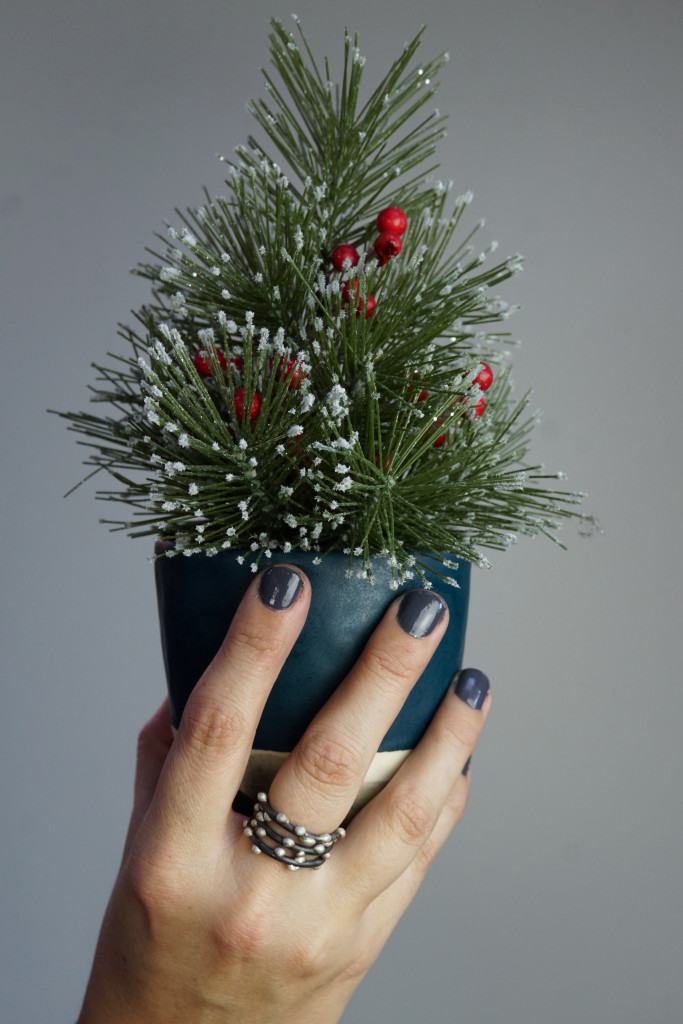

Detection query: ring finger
(335, 667), (491, 903)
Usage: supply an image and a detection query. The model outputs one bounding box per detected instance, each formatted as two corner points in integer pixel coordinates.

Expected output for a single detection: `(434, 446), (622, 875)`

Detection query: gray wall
(2, 0), (682, 1021)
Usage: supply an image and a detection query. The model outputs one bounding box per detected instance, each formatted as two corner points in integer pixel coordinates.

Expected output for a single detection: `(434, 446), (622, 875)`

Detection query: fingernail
(258, 565), (304, 610)
(461, 755), (472, 777)
(454, 668), (490, 710)
(397, 590), (447, 638)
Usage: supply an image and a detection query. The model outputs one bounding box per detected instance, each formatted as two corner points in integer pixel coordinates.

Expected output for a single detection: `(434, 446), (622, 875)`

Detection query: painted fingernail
(461, 755), (472, 777)
(397, 590), (447, 638)
(454, 668), (490, 710)
(258, 565), (304, 610)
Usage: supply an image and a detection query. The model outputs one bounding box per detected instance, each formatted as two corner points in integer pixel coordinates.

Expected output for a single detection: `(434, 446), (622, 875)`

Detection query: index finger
(149, 564), (310, 846)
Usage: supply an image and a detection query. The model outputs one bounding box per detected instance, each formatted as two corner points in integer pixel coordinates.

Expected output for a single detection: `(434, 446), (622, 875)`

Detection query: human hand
(78, 564), (491, 1024)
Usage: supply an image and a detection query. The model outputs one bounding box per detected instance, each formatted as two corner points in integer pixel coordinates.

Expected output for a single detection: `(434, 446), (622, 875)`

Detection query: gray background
(2, 0), (682, 1021)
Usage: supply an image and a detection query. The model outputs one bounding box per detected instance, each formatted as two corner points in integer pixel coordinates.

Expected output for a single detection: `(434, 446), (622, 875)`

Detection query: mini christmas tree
(55, 18), (584, 587)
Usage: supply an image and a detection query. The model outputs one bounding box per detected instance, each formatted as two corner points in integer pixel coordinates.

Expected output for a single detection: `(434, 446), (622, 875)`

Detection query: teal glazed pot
(155, 542), (470, 810)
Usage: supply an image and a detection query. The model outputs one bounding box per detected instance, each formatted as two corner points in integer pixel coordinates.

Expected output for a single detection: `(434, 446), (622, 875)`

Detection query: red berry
(271, 356), (306, 389)
(341, 279), (357, 303)
(473, 362), (493, 391)
(342, 279), (376, 318)
(234, 388), (261, 421)
(408, 371), (428, 401)
(330, 244), (360, 272)
(193, 347), (227, 377)
(429, 415), (448, 447)
(457, 395), (486, 419)
(376, 206), (408, 236)
(374, 232), (403, 266)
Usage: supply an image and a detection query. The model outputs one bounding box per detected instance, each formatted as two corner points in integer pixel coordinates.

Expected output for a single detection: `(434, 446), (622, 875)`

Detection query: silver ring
(243, 791), (346, 870)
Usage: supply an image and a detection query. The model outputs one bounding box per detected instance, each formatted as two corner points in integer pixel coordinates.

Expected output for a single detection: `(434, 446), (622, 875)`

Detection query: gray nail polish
(461, 755), (472, 777)
(397, 590), (446, 638)
(454, 668), (490, 710)
(258, 566), (304, 610)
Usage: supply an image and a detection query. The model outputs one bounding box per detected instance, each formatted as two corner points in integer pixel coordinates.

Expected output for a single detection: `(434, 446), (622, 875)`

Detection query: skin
(77, 566), (491, 1024)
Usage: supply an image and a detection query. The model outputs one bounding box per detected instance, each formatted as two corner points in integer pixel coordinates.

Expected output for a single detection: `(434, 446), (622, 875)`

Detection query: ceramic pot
(155, 542), (470, 814)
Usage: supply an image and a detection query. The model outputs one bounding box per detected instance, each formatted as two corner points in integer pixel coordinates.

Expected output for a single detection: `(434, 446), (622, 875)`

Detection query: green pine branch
(52, 17), (586, 585)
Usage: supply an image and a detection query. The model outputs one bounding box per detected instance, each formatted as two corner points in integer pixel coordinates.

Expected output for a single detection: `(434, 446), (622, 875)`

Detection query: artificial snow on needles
(54, 17), (584, 586)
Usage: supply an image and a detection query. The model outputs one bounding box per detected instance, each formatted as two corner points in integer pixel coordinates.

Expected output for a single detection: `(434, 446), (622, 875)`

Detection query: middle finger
(268, 588), (449, 835)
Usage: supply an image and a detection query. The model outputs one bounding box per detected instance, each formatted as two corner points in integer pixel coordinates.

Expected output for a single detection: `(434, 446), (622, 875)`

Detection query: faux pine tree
(55, 18), (584, 587)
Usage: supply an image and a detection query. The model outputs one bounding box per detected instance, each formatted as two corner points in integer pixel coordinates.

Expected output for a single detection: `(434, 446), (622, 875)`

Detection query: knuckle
(136, 718), (155, 749)
(296, 729), (361, 792)
(126, 845), (185, 918)
(408, 787), (470, 877)
(338, 947), (373, 984)
(438, 713), (482, 754)
(282, 930), (333, 980)
(445, 784), (469, 827)
(180, 695), (246, 757)
(210, 879), (283, 961)
(211, 910), (271, 963)
(362, 642), (417, 695)
(414, 834), (441, 875)
(386, 785), (436, 846)
(126, 856), (154, 908)
(228, 622), (286, 665)
(284, 941), (321, 980)
(135, 712), (166, 759)
(136, 724), (156, 763)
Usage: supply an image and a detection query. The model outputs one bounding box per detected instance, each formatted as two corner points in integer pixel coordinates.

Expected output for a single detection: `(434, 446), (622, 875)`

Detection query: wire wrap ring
(243, 791), (346, 870)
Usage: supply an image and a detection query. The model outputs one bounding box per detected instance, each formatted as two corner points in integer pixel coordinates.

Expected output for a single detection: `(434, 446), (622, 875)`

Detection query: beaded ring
(243, 792), (346, 870)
